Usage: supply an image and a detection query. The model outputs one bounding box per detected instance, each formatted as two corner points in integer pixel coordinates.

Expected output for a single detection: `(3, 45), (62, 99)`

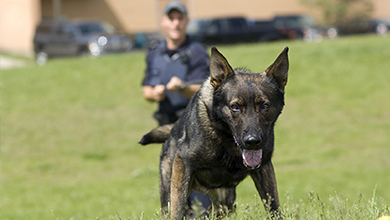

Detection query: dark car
(249, 19), (283, 42)
(187, 17), (252, 44)
(187, 16), (284, 45)
(272, 15), (338, 42)
(337, 18), (390, 36)
(33, 19), (133, 64)
(132, 32), (165, 50)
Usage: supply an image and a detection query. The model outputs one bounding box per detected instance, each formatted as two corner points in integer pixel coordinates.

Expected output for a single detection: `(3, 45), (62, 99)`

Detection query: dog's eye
(230, 104), (240, 112)
(262, 104), (270, 111)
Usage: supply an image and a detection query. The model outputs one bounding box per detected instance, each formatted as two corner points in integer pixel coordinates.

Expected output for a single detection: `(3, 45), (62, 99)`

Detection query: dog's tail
(139, 124), (173, 145)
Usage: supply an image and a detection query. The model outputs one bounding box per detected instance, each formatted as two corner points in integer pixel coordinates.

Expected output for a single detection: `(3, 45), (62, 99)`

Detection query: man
(142, 1), (210, 125)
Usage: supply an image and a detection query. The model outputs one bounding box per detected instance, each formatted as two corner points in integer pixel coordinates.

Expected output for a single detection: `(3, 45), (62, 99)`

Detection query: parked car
(271, 15), (338, 41)
(337, 18), (390, 36)
(187, 16), (283, 44)
(33, 19), (133, 64)
(187, 15), (337, 45)
(248, 19), (283, 42)
(187, 17), (252, 44)
(132, 32), (165, 50)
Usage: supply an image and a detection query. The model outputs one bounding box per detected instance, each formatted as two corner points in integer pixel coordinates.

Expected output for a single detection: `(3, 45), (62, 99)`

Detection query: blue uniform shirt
(142, 37), (210, 116)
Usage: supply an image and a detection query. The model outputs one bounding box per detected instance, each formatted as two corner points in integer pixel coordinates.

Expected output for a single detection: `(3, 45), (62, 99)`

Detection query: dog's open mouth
(242, 149), (262, 169)
(233, 136), (263, 169)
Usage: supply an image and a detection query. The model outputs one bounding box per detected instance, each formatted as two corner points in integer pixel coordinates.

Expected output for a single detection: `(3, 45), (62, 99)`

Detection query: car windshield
(227, 18), (247, 28)
(77, 22), (116, 35)
(187, 20), (209, 34)
(274, 16), (316, 28)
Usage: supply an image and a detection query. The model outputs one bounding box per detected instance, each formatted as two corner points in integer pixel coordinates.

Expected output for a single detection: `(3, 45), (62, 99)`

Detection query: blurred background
(0, 0), (389, 61)
(1, 1), (390, 219)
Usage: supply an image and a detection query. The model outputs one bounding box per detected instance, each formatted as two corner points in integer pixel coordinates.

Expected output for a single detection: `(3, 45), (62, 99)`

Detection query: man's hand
(143, 76), (199, 103)
(166, 76), (184, 92)
(153, 84), (166, 101)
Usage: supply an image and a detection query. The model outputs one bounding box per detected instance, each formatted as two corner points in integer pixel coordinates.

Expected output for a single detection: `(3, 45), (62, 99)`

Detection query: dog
(140, 46), (289, 219)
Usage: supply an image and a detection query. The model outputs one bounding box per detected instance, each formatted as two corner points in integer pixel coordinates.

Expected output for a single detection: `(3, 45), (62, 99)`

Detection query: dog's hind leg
(250, 161), (282, 218)
(170, 153), (191, 219)
(159, 154), (173, 215)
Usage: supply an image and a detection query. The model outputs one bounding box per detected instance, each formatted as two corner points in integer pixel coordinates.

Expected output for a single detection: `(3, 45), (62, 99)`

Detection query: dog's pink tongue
(242, 149), (262, 167)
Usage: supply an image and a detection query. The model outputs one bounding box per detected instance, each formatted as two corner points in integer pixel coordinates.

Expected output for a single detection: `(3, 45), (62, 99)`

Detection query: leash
(164, 79), (206, 92)
(182, 79), (206, 86)
(179, 79), (206, 90)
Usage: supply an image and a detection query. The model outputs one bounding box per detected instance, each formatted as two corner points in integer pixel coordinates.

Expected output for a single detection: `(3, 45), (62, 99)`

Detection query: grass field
(1, 35), (390, 219)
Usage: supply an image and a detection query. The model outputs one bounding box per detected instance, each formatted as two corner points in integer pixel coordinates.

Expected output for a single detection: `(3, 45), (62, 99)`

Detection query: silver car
(33, 19), (133, 65)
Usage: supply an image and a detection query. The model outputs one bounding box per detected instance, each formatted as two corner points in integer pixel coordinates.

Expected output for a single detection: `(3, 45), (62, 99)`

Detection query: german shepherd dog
(140, 46), (289, 219)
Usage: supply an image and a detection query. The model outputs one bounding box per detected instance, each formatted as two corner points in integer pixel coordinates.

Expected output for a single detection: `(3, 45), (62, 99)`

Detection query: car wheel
(327, 28), (338, 39)
(36, 51), (48, 65)
(376, 23), (389, 36)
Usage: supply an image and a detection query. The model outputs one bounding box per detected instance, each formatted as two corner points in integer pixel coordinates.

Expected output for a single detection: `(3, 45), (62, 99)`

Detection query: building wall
(373, 0), (390, 18)
(189, 0), (307, 19)
(0, 0), (41, 55)
(39, 0), (309, 33)
(41, 0), (159, 33)
(0, 0), (389, 55)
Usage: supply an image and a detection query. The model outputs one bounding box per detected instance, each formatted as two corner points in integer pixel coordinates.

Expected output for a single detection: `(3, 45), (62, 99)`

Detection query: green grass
(1, 35), (390, 219)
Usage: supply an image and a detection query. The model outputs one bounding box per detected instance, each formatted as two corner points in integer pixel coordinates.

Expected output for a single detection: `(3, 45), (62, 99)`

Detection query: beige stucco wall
(189, 0), (307, 19)
(39, 0), (309, 34)
(373, 0), (390, 18)
(0, 0), (389, 56)
(0, 0), (41, 55)
(104, 0), (159, 33)
(40, 0), (159, 33)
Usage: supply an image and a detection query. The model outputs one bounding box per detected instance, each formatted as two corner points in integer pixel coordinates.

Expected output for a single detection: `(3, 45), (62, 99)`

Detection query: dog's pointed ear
(209, 47), (235, 88)
(265, 47), (289, 92)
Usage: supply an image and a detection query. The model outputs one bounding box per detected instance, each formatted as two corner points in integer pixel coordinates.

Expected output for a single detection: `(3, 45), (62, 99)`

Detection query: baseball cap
(164, 1), (188, 15)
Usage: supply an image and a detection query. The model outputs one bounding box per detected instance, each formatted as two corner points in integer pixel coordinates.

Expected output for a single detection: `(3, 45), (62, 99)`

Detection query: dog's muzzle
(233, 136), (262, 169)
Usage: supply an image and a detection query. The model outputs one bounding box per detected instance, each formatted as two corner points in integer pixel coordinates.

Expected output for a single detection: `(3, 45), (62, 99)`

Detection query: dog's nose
(243, 135), (262, 148)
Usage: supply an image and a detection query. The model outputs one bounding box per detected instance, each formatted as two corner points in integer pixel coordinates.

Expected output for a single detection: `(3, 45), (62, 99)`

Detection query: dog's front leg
(250, 161), (282, 219)
(170, 153), (191, 220)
